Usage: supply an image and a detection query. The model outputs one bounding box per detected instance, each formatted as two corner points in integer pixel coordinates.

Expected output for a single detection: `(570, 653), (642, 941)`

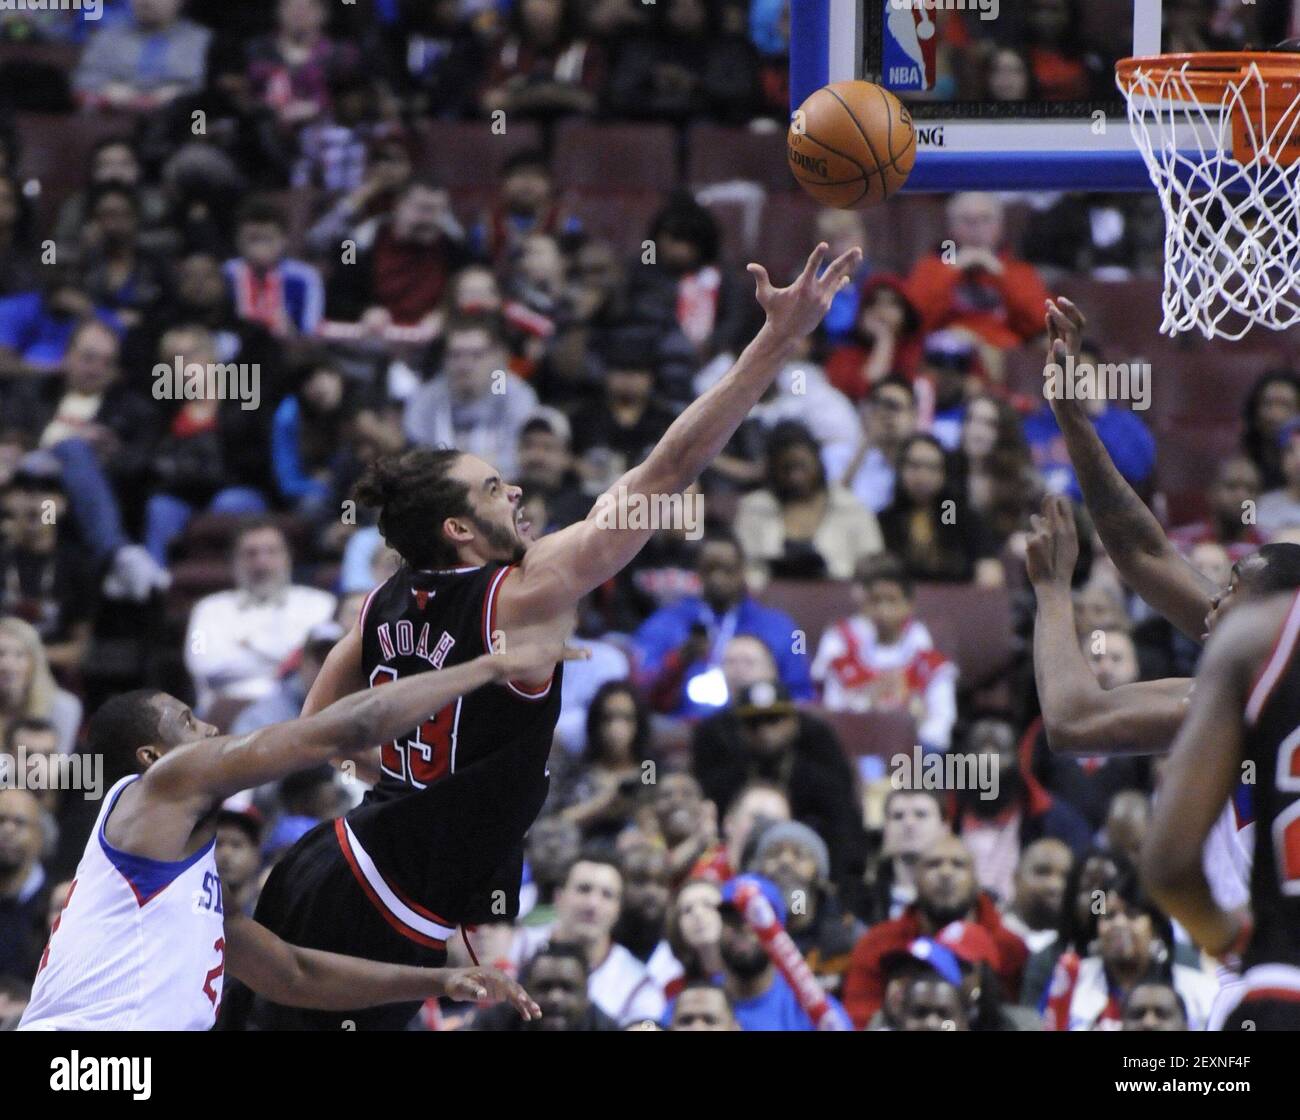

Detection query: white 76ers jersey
(19, 776), (226, 1031)
(1203, 793), (1255, 913)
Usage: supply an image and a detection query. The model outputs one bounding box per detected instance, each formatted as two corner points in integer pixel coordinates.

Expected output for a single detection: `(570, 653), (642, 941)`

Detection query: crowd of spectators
(0, 0), (1296, 1032)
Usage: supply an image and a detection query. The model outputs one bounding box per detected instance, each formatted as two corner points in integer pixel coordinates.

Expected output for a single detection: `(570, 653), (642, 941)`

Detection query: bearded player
(245, 242), (863, 1029)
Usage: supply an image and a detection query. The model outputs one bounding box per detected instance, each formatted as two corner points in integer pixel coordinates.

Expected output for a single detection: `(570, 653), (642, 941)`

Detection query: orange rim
(1118, 52), (1300, 105)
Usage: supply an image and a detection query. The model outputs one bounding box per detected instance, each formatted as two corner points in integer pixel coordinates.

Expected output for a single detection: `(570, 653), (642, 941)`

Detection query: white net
(1119, 56), (1300, 340)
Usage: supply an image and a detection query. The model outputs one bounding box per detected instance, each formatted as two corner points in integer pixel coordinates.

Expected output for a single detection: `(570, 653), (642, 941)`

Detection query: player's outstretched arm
(147, 642), (587, 803)
(501, 243), (862, 621)
(224, 912), (540, 1018)
(1028, 496), (1190, 754)
(1044, 298), (1217, 642)
(1142, 597), (1280, 956)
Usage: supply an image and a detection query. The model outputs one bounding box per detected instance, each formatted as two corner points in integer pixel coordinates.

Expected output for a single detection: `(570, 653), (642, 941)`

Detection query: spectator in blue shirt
(662, 873), (851, 1031)
(0, 267), (121, 375)
(1023, 339), (1156, 502)
(632, 529), (812, 718)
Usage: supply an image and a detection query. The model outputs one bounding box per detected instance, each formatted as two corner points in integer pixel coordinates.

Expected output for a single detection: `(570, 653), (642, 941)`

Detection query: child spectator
(812, 554), (958, 751)
(224, 197), (324, 339)
(469, 150), (579, 268)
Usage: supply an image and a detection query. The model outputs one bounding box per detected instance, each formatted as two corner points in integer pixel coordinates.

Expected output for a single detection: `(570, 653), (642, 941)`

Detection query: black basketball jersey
(1242, 591), (1300, 971)
(346, 562), (563, 923)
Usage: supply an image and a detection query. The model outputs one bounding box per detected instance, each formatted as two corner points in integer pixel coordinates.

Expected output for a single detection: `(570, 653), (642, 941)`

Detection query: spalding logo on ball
(787, 80), (916, 209)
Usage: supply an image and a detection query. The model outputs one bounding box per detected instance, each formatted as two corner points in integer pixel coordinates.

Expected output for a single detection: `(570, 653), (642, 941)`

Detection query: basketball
(787, 80), (916, 209)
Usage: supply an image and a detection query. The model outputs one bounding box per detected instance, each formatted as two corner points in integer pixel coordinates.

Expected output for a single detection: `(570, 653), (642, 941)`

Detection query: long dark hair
(1056, 847), (1127, 955)
(353, 448), (471, 569)
(764, 420), (827, 499)
(1241, 370), (1300, 490)
(582, 680), (651, 767)
(892, 432), (958, 511)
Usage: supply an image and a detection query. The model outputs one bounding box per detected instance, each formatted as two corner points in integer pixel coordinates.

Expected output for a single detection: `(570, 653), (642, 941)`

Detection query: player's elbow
(1041, 707), (1097, 756)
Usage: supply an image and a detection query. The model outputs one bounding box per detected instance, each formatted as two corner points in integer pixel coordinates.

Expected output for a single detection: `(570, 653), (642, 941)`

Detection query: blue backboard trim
(790, 0), (831, 119)
(906, 151), (1154, 191)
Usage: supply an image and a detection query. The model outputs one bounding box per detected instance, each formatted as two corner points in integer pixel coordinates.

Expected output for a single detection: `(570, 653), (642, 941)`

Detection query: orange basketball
(787, 81), (916, 209)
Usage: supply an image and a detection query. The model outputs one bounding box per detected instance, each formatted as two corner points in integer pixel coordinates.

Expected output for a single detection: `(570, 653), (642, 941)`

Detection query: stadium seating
(686, 122), (791, 192)
(412, 118), (545, 189)
(551, 120), (680, 193)
(13, 110), (137, 228)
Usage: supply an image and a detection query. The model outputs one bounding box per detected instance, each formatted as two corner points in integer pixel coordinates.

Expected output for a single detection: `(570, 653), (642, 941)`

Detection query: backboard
(790, 0), (1178, 191)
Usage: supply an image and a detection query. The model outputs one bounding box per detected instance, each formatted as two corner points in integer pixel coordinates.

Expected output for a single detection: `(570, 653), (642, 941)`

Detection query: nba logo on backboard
(882, 0), (938, 91)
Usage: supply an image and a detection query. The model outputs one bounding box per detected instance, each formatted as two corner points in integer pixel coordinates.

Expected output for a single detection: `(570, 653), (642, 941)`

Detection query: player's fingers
(448, 976), (488, 1001)
(747, 262), (772, 297)
(512, 989), (542, 1020)
(1045, 304), (1070, 337)
(799, 241), (829, 283)
(822, 245), (863, 289)
(1057, 296), (1084, 324)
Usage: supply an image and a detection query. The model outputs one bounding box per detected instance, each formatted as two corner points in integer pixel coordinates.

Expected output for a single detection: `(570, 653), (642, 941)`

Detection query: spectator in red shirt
(822, 275), (923, 402)
(1024, 0), (1107, 101)
(323, 179), (468, 334)
(905, 192), (1049, 350)
(842, 833), (1029, 1028)
(1168, 454), (1264, 563)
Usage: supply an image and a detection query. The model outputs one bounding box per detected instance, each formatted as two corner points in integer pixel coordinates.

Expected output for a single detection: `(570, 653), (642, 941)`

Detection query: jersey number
(36, 878), (77, 975)
(203, 937), (225, 1006)
(369, 666), (459, 787)
(1275, 730), (1300, 895)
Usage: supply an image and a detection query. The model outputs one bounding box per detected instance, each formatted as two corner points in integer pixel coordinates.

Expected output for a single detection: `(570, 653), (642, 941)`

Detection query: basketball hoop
(1117, 52), (1300, 340)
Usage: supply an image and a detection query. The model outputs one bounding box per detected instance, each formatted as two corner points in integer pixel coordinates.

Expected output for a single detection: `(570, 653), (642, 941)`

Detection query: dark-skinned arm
(1044, 298), (1217, 641)
(1141, 596), (1282, 956)
(145, 642), (585, 805)
(1028, 495), (1190, 754)
(224, 912), (539, 1018)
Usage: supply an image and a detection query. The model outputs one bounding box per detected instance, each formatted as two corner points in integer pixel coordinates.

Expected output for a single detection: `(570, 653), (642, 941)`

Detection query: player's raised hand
(489, 640), (590, 682)
(1025, 495), (1079, 588)
(1044, 296), (1086, 364)
(748, 241), (863, 341)
(437, 967), (542, 1021)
